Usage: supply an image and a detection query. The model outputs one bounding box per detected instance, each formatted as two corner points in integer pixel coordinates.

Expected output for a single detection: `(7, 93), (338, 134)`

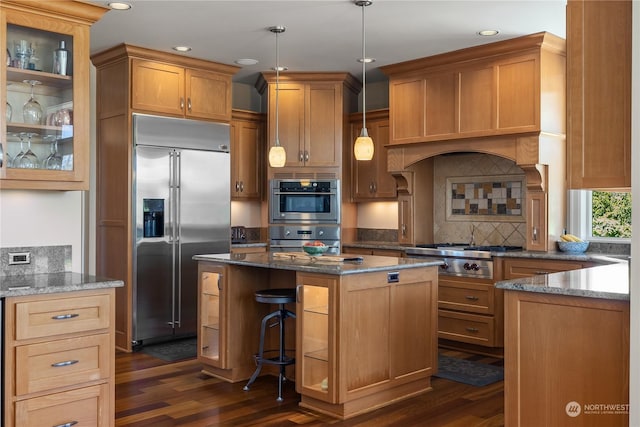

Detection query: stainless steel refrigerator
(132, 114), (230, 346)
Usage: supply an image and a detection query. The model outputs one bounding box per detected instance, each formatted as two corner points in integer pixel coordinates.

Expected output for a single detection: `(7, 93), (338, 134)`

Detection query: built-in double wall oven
(269, 179), (341, 254)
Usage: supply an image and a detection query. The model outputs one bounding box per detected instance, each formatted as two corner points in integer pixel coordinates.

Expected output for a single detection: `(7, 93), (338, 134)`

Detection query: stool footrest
(253, 349), (295, 366)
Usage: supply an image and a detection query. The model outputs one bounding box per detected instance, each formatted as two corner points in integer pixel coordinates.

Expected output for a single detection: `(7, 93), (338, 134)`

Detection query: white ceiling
(89, 0), (567, 85)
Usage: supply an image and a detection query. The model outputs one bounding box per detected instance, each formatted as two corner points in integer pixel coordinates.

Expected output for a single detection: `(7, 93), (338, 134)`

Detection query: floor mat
(141, 337), (197, 362)
(434, 354), (504, 387)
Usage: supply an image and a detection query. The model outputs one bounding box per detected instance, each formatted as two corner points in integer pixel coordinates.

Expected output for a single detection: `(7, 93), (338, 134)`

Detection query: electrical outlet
(8, 252), (30, 265)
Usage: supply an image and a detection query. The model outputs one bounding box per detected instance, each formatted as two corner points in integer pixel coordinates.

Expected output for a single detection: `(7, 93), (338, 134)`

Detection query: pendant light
(354, 0), (374, 161)
(268, 25), (286, 168)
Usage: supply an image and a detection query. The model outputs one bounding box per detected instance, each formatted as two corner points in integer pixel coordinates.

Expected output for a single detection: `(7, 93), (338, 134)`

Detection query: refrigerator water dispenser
(143, 199), (164, 238)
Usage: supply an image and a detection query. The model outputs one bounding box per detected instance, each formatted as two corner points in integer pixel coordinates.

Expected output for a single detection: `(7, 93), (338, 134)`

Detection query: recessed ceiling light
(478, 29), (500, 36)
(235, 58), (259, 66)
(173, 46), (192, 53)
(358, 58), (376, 64)
(107, 2), (131, 10)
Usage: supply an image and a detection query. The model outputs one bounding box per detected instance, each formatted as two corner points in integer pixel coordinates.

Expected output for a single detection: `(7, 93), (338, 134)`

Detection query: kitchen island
(193, 252), (442, 419)
(496, 262), (629, 426)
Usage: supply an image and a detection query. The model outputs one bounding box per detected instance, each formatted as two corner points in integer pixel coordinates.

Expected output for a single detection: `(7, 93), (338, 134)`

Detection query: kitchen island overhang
(193, 252), (443, 419)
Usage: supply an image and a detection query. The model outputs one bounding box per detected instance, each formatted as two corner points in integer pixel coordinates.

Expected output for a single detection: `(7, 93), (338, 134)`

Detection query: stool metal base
(243, 301), (296, 401)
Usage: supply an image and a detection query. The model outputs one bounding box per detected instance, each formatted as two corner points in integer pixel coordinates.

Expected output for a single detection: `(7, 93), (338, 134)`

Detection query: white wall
(356, 201), (397, 229)
(0, 190), (83, 271)
(629, 2), (639, 423)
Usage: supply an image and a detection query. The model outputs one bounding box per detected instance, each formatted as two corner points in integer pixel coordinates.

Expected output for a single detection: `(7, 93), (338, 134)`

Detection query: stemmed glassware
(22, 79), (43, 125)
(42, 135), (62, 170)
(17, 132), (39, 169)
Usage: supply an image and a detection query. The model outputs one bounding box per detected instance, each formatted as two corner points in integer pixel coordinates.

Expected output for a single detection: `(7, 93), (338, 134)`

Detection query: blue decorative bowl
(557, 241), (589, 253)
(302, 245), (329, 256)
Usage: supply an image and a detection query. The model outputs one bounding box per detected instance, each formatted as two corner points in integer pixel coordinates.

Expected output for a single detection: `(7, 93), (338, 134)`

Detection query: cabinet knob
(304, 151), (309, 162)
(239, 181), (244, 192)
(235, 181), (240, 191)
(299, 151), (304, 162)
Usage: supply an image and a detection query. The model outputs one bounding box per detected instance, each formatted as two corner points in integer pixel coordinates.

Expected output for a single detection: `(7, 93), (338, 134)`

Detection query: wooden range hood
(380, 32), (567, 251)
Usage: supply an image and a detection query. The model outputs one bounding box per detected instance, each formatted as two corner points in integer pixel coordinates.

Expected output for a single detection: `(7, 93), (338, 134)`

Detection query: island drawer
(438, 280), (493, 315)
(13, 293), (111, 341)
(14, 384), (110, 427)
(438, 309), (494, 346)
(15, 333), (111, 396)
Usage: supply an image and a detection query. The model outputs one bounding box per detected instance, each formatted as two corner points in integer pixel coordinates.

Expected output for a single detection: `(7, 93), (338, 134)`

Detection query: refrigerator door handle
(168, 151), (175, 245)
(175, 150), (182, 328)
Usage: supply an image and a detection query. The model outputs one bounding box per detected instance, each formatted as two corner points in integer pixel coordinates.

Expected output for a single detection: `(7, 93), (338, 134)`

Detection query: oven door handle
(272, 191), (337, 196)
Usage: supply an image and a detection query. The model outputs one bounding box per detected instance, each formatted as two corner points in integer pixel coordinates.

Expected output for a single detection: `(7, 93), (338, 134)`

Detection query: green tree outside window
(592, 191), (632, 238)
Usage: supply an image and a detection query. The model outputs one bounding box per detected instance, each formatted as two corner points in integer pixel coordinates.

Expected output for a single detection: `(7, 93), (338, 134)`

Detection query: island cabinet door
(198, 264), (227, 369)
(339, 268), (438, 401)
(296, 273), (338, 403)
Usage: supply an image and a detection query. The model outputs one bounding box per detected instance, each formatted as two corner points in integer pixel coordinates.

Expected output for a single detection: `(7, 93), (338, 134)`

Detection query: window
(568, 190), (632, 241)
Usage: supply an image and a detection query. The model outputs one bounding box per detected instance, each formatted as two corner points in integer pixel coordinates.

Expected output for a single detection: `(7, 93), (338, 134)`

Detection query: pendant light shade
(268, 25), (286, 168)
(354, 0), (374, 161)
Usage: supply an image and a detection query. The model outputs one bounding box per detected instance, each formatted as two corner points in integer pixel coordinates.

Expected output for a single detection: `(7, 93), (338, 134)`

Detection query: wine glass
(12, 132), (27, 167)
(22, 80), (43, 125)
(42, 135), (62, 170)
(18, 132), (39, 169)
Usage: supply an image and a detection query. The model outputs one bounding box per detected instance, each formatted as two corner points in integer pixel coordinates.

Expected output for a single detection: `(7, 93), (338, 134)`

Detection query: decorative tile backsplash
(448, 175), (523, 219)
(0, 245), (71, 276)
(433, 153), (527, 246)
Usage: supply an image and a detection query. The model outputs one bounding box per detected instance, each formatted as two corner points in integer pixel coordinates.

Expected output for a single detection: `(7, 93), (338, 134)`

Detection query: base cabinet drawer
(438, 309), (494, 346)
(438, 282), (492, 315)
(14, 384), (109, 427)
(15, 334), (110, 396)
(15, 294), (111, 340)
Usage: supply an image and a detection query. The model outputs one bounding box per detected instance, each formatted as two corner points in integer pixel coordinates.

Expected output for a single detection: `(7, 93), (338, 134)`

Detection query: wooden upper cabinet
(132, 59), (185, 116)
(381, 32), (565, 146)
(1, 0), (108, 190)
(256, 72), (359, 174)
(566, 0), (631, 190)
(350, 109), (396, 201)
(231, 110), (264, 200)
(131, 56), (234, 122)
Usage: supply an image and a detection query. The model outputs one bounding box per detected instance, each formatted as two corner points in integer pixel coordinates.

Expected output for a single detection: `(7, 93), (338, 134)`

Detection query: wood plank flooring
(115, 349), (504, 426)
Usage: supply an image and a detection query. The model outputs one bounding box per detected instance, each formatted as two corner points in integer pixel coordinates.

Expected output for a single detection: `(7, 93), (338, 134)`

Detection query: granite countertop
(0, 272), (124, 298)
(231, 242), (268, 248)
(342, 242), (410, 251)
(495, 262), (629, 301)
(194, 252), (443, 275)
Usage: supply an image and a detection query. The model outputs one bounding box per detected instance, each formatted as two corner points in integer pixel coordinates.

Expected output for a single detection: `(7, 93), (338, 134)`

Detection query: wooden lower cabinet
(4, 289), (115, 427)
(341, 246), (404, 257)
(504, 291), (629, 426)
(500, 257), (594, 280)
(437, 276), (503, 347)
(230, 245), (267, 254)
(197, 262), (285, 382)
(296, 268), (438, 419)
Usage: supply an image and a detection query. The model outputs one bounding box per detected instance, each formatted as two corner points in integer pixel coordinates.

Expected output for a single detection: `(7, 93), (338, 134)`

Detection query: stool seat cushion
(255, 288), (296, 304)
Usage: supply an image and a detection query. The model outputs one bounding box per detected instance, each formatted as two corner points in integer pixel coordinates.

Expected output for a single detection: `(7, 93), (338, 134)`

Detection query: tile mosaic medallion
(446, 175), (524, 222)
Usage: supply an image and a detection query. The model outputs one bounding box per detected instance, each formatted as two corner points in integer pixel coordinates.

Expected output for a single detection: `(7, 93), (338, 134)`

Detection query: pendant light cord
(361, 2), (367, 134)
(275, 29), (280, 146)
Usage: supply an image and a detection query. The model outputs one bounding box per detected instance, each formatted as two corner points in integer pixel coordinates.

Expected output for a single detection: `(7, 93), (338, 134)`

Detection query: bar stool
(243, 288), (296, 401)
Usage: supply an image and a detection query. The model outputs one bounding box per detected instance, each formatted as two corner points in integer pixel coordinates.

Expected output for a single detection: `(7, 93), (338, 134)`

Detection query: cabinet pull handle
(180, 97), (185, 110)
(217, 274), (223, 291)
(51, 313), (79, 320)
(51, 359), (79, 368)
(401, 223), (407, 236)
(53, 422), (78, 427)
(532, 226), (538, 242)
(296, 284), (302, 303)
(465, 295), (479, 301)
(304, 151), (309, 161)
(235, 181), (239, 191)
(187, 97), (192, 112)
(240, 181), (244, 192)
(299, 151), (304, 162)
(534, 271), (550, 275)
(465, 327), (479, 333)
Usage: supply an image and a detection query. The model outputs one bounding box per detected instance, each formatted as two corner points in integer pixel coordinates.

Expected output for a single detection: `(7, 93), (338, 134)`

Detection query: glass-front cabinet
(198, 264), (227, 369)
(296, 273), (337, 403)
(1, 0), (107, 190)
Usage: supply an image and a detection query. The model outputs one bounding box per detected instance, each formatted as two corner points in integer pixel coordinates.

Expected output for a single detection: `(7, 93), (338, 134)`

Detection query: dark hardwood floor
(115, 349), (504, 426)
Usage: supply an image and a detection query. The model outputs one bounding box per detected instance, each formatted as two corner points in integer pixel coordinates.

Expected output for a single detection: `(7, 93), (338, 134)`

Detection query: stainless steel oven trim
(269, 179), (340, 224)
